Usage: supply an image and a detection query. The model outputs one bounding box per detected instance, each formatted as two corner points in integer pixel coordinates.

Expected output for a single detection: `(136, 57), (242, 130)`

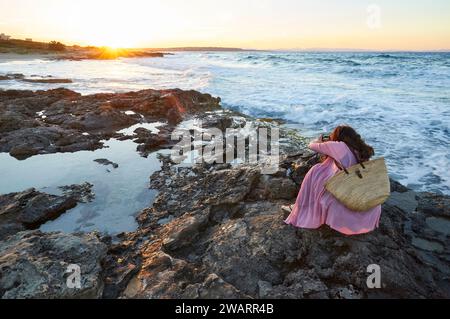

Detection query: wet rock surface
(0, 73), (72, 84)
(22, 78), (73, 84)
(58, 183), (95, 203)
(0, 88), (221, 159)
(94, 158), (119, 169)
(134, 126), (175, 157)
(0, 183), (94, 240)
(0, 230), (106, 299)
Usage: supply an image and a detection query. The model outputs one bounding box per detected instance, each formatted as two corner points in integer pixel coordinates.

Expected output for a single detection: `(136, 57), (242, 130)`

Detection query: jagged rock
(182, 273), (251, 299)
(259, 176), (298, 200)
(94, 158), (119, 169)
(58, 182), (95, 203)
(390, 179), (410, 193)
(103, 156), (449, 299)
(0, 183), (94, 240)
(417, 192), (450, 217)
(0, 88), (221, 159)
(258, 280), (273, 298)
(1, 126), (103, 160)
(0, 189), (76, 240)
(0, 73), (25, 81)
(162, 210), (210, 251)
(283, 153), (320, 185)
(134, 127), (174, 156)
(22, 78), (73, 84)
(0, 230), (106, 299)
(148, 164), (260, 219)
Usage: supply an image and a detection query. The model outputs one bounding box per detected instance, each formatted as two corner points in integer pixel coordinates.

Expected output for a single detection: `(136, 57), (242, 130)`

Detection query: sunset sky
(1, 0), (449, 50)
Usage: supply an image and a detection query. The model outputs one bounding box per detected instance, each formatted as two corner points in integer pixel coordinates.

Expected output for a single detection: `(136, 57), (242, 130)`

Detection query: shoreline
(0, 87), (449, 299)
(0, 49), (166, 62)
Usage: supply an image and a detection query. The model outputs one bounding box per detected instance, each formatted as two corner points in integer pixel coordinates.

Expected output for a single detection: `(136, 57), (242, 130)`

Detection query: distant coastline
(2, 38), (448, 60)
(147, 47), (246, 52)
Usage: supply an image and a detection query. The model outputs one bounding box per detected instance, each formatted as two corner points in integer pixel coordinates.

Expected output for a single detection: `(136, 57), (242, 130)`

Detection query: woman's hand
(318, 134), (330, 143)
(315, 134), (326, 143)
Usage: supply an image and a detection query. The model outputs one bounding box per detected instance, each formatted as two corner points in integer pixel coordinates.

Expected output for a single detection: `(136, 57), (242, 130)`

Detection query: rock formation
(0, 88), (221, 159)
(0, 183), (93, 240)
(0, 230), (106, 299)
(0, 88), (448, 299)
(102, 153), (450, 299)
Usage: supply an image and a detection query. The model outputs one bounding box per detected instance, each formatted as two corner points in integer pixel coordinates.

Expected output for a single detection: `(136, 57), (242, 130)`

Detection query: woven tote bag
(325, 157), (391, 212)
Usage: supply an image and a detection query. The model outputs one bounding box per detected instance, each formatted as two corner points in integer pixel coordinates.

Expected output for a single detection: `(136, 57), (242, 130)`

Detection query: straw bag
(325, 154), (390, 212)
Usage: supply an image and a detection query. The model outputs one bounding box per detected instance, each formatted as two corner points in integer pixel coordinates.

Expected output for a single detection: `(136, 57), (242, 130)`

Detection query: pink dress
(285, 141), (381, 235)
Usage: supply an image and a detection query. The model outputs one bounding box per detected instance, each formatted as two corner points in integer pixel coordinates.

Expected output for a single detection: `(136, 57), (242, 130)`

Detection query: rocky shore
(0, 73), (73, 84)
(0, 87), (449, 299)
(54, 49), (166, 61)
(0, 87), (221, 159)
(0, 43), (166, 61)
(99, 157), (449, 299)
(0, 183), (93, 240)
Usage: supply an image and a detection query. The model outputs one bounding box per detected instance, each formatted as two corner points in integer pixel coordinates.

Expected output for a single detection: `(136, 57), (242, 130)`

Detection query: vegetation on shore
(0, 38), (165, 60)
(0, 38), (62, 55)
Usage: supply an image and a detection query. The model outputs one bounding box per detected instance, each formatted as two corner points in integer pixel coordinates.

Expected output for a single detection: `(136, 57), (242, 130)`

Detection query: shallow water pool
(0, 136), (170, 234)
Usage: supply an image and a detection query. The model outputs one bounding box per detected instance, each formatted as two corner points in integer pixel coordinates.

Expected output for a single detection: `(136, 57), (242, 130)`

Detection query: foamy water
(1, 51), (449, 194)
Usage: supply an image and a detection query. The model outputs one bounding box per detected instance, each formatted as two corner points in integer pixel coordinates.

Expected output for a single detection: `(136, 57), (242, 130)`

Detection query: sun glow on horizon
(1, 0), (450, 50)
(57, 1), (169, 48)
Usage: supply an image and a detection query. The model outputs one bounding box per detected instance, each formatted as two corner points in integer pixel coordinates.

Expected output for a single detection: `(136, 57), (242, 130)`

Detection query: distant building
(25, 38), (33, 42)
(0, 33), (11, 40)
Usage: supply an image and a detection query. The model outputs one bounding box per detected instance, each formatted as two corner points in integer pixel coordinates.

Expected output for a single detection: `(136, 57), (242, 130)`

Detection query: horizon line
(2, 37), (450, 53)
(158, 47), (450, 52)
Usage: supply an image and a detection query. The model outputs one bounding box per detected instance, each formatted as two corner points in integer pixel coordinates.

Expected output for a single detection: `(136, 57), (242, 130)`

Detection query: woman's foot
(281, 204), (294, 213)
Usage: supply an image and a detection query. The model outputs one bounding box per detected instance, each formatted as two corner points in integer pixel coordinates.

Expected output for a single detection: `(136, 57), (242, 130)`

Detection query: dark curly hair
(330, 125), (375, 162)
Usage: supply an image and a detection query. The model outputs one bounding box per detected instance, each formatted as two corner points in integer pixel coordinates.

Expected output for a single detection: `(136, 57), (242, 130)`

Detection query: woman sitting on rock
(284, 125), (381, 235)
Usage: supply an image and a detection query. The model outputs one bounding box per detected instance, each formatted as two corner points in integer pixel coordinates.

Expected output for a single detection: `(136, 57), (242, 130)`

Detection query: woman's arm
(308, 141), (346, 160)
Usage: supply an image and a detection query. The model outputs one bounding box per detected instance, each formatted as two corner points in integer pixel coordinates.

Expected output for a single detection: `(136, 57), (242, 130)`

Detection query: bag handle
(347, 147), (366, 169)
(331, 147), (366, 175)
(332, 158), (350, 175)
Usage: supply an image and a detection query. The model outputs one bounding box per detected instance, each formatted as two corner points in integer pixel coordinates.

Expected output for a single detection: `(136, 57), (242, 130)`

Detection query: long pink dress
(285, 141), (381, 235)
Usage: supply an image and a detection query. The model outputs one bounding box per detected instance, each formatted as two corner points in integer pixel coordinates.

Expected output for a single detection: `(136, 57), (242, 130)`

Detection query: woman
(285, 125), (381, 235)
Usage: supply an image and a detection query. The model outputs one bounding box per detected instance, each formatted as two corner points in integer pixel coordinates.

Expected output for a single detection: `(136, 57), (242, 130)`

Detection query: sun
(51, 1), (183, 48)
